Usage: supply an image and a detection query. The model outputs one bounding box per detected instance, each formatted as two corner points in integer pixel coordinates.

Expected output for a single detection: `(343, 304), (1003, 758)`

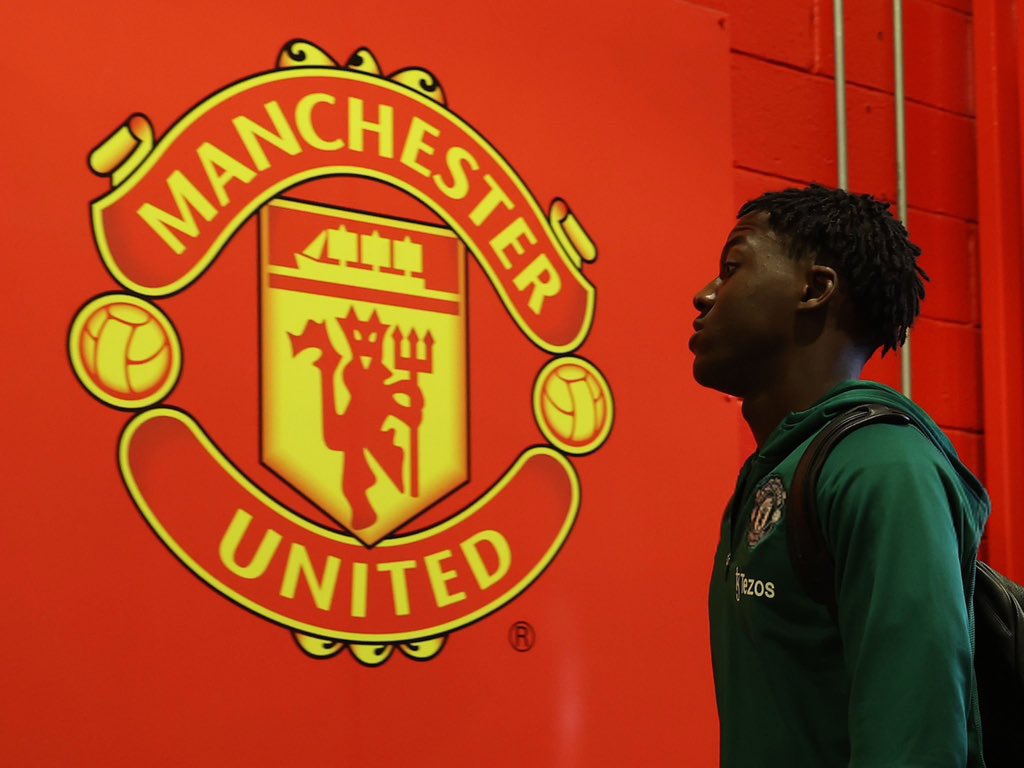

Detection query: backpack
(786, 403), (1024, 768)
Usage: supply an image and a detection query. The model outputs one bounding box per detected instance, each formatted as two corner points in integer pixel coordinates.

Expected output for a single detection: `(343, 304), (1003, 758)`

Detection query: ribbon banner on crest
(90, 64), (596, 353)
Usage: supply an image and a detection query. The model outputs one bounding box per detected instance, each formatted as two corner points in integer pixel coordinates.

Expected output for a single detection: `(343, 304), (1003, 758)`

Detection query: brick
(731, 55), (838, 183)
(926, 0), (971, 14)
(725, 0), (817, 69)
(846, 86), (899, 201)
(946, 428), (985, 481)
(818, 0), (893, 86)
(906, 208), (979, 325)
(906, 102), (977, 219)
(904, 0), (973, 115)
(909, 318), (982, 430)
(863, 345), (903, 390)
(733, 167), (801, 211)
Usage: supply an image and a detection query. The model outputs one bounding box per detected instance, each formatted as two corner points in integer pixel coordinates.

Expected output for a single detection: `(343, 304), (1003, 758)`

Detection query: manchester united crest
(68, 39), (613, 665)
(747, 475), (785, 549)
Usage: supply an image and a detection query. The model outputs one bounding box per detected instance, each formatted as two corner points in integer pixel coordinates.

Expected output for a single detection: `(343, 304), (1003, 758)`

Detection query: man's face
(689, 211), (809, 397)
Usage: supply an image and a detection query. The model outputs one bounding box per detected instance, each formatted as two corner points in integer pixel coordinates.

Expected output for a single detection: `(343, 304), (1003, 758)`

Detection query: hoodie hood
(756, 379), (989, 514)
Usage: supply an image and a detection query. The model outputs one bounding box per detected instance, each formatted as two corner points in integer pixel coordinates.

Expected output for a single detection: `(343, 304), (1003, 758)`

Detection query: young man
(692, 185), (989, 767)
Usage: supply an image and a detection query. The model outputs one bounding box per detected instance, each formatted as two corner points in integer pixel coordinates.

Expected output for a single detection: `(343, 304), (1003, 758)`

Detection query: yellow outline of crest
(120, 407), (580, 643)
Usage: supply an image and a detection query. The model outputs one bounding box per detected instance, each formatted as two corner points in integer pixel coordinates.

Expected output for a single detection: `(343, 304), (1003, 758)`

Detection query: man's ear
(799, 265), (837, 309)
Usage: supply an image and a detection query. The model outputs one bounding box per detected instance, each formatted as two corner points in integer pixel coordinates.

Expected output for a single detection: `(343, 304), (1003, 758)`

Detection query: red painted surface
(3, 0), (1017, 763)
(846, 86), (899, 199)
(733, 166), (805, 210)
(906, 102), (978, 219)
(731, 55), (838, 183)
(820, 0), (895, 88)
(816, 0), (973, 116)
(974, 0), (1024, 578)
(930, 0), (972, 14)
(713, 0), (984, 474)
(3, 1), (737, 765)
(912, 318), (984, 431)
(948, 428), (985, 481)
(725, 0), (819, 70)
(904, 0), (974, 116)
(908, 209), (979, 325)
(720, 8), (981, 497)
(862, 346), (904, 391)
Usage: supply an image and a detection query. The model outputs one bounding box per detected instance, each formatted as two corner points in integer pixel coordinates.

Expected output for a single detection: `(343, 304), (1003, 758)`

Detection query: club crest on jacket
(747, 475), (785, 548)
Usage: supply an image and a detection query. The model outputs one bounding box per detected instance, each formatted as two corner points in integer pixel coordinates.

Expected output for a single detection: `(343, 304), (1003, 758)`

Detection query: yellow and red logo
(69, 40), (612, 665)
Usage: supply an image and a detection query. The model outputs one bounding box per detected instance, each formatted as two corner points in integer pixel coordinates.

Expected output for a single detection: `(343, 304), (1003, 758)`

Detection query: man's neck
(741, 353), (866, 448)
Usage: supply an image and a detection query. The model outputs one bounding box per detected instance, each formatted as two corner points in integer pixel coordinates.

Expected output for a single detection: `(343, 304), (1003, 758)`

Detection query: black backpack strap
(787, 403), (913, 615)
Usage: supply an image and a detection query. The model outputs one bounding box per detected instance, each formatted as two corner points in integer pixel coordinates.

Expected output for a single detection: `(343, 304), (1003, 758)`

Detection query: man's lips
(689, 319), (705, 351)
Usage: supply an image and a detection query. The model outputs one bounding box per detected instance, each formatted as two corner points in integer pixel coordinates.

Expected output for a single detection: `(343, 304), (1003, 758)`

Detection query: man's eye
(720, 262), (739, 278)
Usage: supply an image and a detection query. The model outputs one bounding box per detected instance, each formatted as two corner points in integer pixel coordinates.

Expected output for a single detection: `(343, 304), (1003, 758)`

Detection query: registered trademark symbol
(508, 621), (535, 652)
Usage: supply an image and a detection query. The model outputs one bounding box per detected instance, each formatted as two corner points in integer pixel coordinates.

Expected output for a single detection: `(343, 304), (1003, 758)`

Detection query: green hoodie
(709, 381), (989, 767)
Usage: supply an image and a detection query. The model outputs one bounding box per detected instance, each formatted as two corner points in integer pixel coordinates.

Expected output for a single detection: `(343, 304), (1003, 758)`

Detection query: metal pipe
(894, 0), (912, 398)
(834, 0), (849, 189)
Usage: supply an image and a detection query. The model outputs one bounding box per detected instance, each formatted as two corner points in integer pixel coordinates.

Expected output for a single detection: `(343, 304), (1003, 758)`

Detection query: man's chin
(692, 357), (744, 398)
(691, 357), (720, 390)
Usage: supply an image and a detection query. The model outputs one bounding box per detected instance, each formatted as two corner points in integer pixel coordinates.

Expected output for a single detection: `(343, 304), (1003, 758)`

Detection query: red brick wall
(693, 0), (984, 479)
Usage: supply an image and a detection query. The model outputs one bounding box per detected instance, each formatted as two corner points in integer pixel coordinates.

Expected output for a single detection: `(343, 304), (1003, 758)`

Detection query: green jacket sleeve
(817, 424), (972, 768)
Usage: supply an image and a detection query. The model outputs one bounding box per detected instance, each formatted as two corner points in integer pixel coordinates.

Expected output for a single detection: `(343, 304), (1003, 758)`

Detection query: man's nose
(693, 279), (718, 313)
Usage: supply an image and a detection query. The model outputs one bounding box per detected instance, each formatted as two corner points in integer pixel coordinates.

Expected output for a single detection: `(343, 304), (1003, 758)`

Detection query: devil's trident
(393, 327), (434, 497)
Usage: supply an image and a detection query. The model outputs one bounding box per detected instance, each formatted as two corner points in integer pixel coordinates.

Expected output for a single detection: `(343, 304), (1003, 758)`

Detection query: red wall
(2, 1), (736, 765)
(692, 0), (986, 509)
(2, 2), (1018, 765)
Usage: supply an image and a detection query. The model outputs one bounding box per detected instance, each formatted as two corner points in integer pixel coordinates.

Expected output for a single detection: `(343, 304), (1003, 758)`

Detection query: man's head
(689, 185), (926, 398)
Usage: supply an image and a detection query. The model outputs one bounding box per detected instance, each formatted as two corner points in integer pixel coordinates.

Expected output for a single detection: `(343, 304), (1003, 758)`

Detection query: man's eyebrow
(720, 234), (749, 261)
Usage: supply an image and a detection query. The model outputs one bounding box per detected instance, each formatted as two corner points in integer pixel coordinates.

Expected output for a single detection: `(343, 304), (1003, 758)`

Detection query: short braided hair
(739, 184), (927, 354)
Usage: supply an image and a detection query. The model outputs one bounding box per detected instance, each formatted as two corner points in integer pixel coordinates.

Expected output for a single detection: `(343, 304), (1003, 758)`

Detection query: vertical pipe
(834, 0), (849, 190)
(893, 0), (912, 398)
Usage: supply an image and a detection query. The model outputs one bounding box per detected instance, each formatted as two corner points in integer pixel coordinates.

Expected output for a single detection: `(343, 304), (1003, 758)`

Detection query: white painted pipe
(834, 0), (849, 190)
(894, 0), (913, 399)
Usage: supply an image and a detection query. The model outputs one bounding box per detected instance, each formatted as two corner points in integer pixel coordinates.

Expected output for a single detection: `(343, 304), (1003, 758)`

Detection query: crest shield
(259, 198), (468, 546)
